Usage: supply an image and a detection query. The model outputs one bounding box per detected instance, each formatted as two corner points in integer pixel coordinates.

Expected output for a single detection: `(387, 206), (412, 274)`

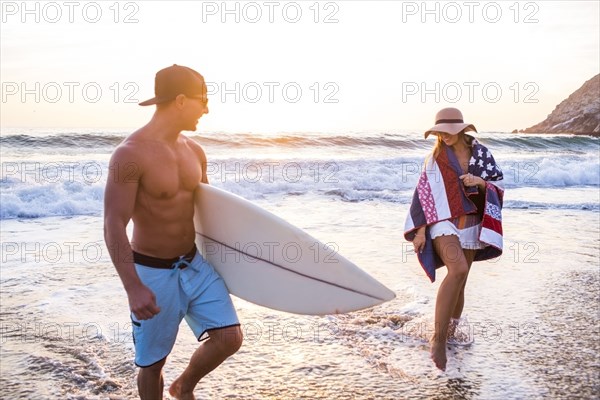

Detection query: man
(104, 65), (243, 400)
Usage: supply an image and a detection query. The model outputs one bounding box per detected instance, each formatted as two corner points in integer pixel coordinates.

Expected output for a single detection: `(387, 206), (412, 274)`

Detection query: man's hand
(127, 283), (161, 320)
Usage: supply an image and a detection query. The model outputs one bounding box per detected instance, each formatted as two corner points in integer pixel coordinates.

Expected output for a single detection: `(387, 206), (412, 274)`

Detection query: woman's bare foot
(447, 318), (458, 338)
(168, 376), (195, 400)
(430, 339), (447, 371)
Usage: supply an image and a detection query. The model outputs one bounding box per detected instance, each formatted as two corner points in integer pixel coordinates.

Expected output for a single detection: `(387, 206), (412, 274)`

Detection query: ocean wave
(501, 157), (600, 187)
(1, 156), (597, 220)
(483, 133), (599, 154)
(2, 130), (597, 153)
(0, 181), (104, 219)
(0, 133), (124, 149)
(199, 132), (429, 150)
(0, 131), (428, 151)
(503, 200), (599, 211)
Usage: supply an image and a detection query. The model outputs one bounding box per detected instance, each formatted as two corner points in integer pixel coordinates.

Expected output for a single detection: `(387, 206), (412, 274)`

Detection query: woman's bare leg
(451, 249), (476, 320)
(431, 235), (469, 371)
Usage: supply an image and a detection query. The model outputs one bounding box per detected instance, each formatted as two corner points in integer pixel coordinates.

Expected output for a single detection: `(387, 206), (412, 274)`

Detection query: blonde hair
(425, 130), (475, 167)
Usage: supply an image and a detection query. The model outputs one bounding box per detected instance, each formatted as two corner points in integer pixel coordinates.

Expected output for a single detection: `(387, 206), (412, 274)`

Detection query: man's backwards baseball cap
(139, 64), (205, 106)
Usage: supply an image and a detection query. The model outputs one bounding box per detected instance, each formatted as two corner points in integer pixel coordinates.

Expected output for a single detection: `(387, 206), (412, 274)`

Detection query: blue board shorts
(131, 247), (239, 367)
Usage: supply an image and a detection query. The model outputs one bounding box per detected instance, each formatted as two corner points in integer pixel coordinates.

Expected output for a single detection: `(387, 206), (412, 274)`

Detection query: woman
(404, 107), (504, 371)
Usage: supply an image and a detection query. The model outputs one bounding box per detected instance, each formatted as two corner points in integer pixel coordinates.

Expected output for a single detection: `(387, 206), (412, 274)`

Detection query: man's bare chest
(140, 145), (202, 199)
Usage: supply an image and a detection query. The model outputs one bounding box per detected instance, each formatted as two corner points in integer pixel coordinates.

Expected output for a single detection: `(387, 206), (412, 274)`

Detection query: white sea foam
(1, 155), (598, 219)
(1, 131), (598, 219)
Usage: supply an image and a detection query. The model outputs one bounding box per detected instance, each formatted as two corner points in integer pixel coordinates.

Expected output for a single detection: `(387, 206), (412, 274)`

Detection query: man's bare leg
(431, 235), (469, 371)
(138, 358), (167, 400)
(169, 326), (243, 400)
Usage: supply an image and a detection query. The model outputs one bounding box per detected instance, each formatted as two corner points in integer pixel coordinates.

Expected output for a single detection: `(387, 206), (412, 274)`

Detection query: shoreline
(1, 202), (599, 398)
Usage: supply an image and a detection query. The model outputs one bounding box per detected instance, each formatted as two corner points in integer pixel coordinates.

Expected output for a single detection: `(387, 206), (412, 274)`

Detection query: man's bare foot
(430, 339), (447, 371)
(168, 376), (195, 400)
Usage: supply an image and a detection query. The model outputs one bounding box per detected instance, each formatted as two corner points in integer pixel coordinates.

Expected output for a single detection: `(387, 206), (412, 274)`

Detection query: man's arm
(103, 146), (160, 320)
(189, 138), (209, 184)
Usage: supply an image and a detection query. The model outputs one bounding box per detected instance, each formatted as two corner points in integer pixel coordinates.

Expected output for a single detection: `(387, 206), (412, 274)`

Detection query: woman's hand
(460, 173), (485, 190)
(413, 232), (426, 253)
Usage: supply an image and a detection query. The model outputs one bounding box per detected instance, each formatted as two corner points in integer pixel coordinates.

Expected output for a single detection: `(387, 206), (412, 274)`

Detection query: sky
(1, 0), (599, 133)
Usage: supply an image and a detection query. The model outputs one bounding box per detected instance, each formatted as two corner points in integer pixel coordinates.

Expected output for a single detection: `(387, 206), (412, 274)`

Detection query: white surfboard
(193, 184), (395, 315)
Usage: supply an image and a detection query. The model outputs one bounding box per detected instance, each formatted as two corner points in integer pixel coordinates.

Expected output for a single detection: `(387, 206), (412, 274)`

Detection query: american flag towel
(404, 139), (504, 282)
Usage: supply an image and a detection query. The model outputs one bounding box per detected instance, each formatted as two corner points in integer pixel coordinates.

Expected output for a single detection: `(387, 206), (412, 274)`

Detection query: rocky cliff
(520, 74), (599, 136)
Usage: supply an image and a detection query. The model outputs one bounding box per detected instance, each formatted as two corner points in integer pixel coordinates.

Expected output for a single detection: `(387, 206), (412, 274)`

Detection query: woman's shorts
(429, 214), (485, 250)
